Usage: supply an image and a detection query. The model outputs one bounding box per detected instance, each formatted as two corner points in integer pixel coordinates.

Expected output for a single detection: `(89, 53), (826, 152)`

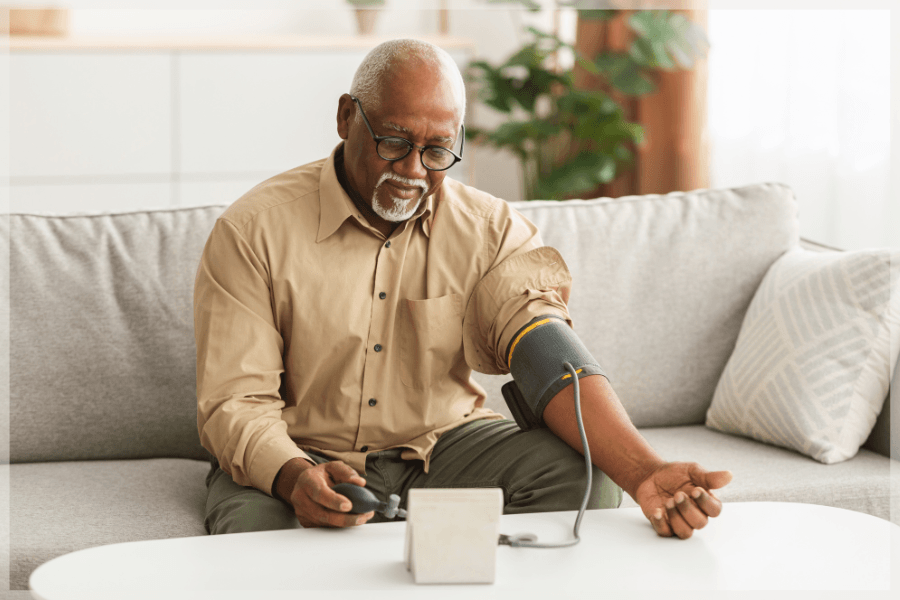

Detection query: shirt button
(379, 292), (386, 300)
(374, 344), (383, 352)
(385, 241), (391, 248)
(369, 398), (377, 407)
(361, 446), (369, 452)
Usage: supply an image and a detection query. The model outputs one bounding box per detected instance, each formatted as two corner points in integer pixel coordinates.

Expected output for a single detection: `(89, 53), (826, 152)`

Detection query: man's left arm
(465, 201), (731, 538)
(540, 372), (732, 539)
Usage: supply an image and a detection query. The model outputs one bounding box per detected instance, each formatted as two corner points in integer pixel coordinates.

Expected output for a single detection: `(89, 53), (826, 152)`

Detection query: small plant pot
(354, 8), (379, 35)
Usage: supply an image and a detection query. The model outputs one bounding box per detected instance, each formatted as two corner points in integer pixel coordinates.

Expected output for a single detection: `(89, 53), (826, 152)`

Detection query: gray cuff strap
(507, 317), (607, 423)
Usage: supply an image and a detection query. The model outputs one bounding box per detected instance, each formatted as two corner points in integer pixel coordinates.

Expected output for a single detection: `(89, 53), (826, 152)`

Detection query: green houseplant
(466, 8), (709, 200)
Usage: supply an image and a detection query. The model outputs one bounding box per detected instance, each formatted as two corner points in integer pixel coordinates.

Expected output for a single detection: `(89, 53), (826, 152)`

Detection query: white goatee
(372, 173), (428, 222)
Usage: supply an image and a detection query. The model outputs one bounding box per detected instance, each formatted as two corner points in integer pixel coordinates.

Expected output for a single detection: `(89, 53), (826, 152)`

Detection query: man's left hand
(634, 462), (733, 539)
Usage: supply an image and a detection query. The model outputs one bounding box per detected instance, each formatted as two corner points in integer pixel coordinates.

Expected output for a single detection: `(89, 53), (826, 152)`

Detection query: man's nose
(393, 148), (429, 181)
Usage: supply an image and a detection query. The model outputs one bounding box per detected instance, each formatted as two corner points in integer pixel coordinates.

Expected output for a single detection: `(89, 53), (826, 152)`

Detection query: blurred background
(2, 0), (896, 250)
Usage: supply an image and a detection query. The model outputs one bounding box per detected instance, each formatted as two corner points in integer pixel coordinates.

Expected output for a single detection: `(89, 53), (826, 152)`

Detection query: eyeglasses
(349, 95), (464, 172)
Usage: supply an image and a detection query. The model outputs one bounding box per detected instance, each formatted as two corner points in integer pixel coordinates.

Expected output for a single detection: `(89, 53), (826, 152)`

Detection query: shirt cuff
(248, 437), (313, 497)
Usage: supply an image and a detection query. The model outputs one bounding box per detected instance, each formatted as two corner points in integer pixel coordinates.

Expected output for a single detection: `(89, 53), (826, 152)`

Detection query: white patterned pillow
(706, 248), (899, 464)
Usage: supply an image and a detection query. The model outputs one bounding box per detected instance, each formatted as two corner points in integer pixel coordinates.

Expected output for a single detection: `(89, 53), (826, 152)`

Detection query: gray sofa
(3, 182), (896, 591)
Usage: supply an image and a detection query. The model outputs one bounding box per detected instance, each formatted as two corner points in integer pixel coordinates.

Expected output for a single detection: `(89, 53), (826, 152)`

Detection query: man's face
(337, 63), (463, 224)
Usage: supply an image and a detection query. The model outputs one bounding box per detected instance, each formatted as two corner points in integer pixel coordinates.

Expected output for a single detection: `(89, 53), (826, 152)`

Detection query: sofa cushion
(621, 426), (897, 525)
(706, 248), (899, 464)
(4, 207), (227, 462)
(504, 182), (799, 427)
(8, 458), (210, 590)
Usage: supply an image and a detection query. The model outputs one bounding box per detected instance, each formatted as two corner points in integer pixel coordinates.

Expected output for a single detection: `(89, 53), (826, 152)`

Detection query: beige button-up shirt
(194, 145), (573, 495)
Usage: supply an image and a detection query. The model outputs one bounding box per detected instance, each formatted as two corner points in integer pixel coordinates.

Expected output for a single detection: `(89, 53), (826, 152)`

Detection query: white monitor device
(404, 487), (504, 584)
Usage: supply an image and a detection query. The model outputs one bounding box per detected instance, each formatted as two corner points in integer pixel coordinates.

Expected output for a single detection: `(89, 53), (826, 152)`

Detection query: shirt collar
(317, 143), (437, 243)
(317, 144), (358, 243)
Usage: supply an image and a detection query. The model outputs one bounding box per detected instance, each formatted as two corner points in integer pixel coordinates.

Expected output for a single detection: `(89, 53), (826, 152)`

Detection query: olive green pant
(204, 419), (623, 534)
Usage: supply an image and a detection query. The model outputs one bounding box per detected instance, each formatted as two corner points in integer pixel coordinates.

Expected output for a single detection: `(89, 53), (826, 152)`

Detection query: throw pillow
(706, 247), (899, 464)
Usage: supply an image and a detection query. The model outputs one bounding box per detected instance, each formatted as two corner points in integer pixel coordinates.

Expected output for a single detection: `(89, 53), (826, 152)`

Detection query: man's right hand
(274, 457), (375, 528)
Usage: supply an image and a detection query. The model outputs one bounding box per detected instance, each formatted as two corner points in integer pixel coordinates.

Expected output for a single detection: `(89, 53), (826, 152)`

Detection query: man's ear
(336, 94), (354, 140)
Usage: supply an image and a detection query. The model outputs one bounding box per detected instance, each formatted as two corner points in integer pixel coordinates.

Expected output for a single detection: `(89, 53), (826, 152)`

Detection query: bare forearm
(274, 457), (315, 502)
(542, 374), (665, 500)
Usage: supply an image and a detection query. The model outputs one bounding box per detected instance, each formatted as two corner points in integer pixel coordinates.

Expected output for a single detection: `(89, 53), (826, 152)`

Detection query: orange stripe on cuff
(560, 368), (583, 381)
(507, 318), (553, 368)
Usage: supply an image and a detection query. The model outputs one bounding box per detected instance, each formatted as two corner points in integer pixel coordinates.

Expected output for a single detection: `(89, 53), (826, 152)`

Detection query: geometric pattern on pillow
(706, 248), (899, 464)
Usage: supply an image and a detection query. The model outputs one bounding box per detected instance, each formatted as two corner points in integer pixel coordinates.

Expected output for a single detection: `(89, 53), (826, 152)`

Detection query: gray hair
(349, 38), (466, 121)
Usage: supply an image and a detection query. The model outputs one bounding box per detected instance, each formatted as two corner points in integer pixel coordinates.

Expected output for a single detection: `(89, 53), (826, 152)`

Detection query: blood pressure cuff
(501, 315), (607, 431)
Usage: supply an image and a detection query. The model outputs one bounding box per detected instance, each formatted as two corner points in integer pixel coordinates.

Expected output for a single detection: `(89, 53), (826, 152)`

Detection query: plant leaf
(557, 0), (616, 20)
(489, 119), (560, 148)
(534, 152), (618, 199)
(557, 88), (618, 117)
(628, 10), (671, 42)
(574, 54), (601, 76)
(629, 37), (675, 70)
(628, 10), (708, 71)
(594, 52), (656, 96)
(506, 44), (548, 69)
(669, 13), (710, 60)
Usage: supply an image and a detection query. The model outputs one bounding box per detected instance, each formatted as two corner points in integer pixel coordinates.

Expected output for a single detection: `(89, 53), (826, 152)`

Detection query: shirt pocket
(398, 294), (464, 390)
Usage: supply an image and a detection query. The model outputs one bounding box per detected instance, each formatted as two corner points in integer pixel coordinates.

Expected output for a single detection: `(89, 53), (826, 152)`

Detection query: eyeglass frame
(349, 94), (465, 172)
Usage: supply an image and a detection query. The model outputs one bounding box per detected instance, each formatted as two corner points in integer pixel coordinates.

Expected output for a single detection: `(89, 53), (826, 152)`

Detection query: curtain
(706, 9), (893, 250)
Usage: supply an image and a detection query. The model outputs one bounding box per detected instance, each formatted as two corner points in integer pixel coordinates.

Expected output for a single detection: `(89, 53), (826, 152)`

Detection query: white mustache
(376, 172), (428, 192)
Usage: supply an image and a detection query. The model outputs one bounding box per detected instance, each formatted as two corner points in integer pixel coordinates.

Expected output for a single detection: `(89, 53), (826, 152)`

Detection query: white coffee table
(29, 502), (898, 599)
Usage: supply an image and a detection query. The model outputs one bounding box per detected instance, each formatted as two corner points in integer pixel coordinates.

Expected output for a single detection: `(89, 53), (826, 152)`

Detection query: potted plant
(466, 7), (709, 200)
(346, 0), (386, 35)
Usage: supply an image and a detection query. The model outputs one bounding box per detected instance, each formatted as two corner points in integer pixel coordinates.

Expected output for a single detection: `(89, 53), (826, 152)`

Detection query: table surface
(29, 502), (899, 599)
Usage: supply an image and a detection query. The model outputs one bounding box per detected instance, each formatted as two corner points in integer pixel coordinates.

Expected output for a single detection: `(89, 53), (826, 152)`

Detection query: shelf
(5, 34), (476, 52)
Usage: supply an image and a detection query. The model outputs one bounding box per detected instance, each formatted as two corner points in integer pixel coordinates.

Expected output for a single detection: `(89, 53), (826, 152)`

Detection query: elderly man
(194, 39), (731, 540)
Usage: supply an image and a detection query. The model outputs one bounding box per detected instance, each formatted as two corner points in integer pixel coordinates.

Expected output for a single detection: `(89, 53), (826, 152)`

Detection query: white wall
(707, 7), (895, 250)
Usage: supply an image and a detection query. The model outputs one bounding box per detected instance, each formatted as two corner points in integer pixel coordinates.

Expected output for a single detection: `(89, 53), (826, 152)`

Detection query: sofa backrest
(3, 182), (801, 463)
(5, 207), (226, 463)
(473, 182), (800, 427)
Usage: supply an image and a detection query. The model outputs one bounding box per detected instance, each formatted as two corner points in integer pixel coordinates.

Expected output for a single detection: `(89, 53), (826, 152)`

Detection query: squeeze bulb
(332, 483), (406, 519)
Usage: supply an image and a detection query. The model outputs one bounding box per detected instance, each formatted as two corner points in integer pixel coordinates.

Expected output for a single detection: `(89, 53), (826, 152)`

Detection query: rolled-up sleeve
(463, 202), (573, 375)
(194, 218), (309, 495)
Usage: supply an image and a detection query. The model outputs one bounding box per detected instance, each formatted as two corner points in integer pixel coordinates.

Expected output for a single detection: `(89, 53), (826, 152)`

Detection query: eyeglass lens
(377, 138), (456, 170)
